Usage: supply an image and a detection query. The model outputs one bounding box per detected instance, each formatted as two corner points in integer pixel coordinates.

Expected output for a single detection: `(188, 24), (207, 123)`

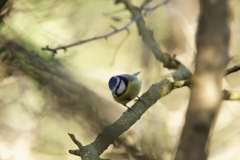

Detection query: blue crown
(108, 77), (118, 90)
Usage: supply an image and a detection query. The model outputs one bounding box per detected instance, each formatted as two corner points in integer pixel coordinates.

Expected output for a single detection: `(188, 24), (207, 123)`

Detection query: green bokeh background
(0, 0), (240, 160)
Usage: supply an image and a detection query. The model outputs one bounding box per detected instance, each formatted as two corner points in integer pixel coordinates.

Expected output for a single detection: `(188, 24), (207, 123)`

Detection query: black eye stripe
(115, 79), (122, 94)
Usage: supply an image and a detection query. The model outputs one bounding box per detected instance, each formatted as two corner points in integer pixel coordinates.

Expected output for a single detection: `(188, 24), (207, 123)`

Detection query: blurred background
(0, 0), (240, 159)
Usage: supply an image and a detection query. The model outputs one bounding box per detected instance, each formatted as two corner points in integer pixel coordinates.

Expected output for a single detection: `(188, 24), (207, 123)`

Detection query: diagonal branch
(118, 0), (189, 70)
(225, 64), (240, 76)
(68, 78), (189, 160)
(68, 133), (83, 149)
(41, 0), (169, 54)
(64, 1), (191, 158)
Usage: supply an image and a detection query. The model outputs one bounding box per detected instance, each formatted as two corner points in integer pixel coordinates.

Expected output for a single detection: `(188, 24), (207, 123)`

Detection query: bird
(108, 71), (142, 110)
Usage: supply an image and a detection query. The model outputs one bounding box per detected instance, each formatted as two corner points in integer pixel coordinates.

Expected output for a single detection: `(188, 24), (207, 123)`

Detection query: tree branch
(174, 0), (230, 159)
(68, 78), (189, 160)
(223, 90), (240, 100)
(118, 0), (189, 70)
(173, 80), (240, 101)
(173, 80), (190, 88)
(68, 133), (83, 149)
(41, 0), (169, 54)
(225, 64), (240, 76)
(0, 37), (190, 159)
(65, 1), (193, 158)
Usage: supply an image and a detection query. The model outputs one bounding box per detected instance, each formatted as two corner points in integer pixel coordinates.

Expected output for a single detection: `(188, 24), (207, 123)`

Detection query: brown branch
(174, 0), (230, 160)
(225, 64), (240, 76)
(68, 133), (83, 150)
(223, 90), (240, 100)
(118, 0), (189, 70)
(171, 79), (240, 102)
(0, 1), (189, 158)
(1, 38), (189, 159)
(66, 1), (193, 158)
(0, 38), (127, 159)
(173, 80), (190, 89)
(173, 80), (240, 101)
(41, 0), (169, 54)
(172, 64), (240, 86)
(68, 78), (189, 160)
(69, 133), (110, 160)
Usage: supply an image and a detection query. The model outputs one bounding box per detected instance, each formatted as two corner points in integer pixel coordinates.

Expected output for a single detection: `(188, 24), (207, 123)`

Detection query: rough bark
(174, 0), (230, 160)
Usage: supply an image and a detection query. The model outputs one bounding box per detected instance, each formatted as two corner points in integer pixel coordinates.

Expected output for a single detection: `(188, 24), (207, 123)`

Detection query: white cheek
(117, 81), (126, 95)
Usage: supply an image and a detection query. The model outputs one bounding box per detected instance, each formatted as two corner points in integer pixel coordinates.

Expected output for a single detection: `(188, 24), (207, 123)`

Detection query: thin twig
(41, 0), (170, 53)
(109, 28), (130, 65)
(144, 0), (169, 11)
(68, 133), (83, 157)
(225, 64), (240, 76)
(140, 0), (152, 10)
(68, 133), (83, 149)
(223, 90), (240, 100)
(69, 149), (80, 156)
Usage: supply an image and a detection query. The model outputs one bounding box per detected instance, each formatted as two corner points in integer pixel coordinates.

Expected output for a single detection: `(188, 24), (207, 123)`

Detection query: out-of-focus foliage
(0, 0), (240, 160)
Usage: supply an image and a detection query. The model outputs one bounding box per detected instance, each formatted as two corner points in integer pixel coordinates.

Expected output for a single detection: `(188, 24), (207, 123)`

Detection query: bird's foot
(124, 105), (134, 111)
(134, 96), (146, 104)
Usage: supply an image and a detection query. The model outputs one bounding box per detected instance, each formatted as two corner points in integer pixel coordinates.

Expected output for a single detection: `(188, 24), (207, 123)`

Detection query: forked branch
(41, 0), (169, 54)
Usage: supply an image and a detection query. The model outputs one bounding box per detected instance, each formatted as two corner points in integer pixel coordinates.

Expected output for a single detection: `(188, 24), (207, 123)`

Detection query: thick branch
(68, 78), (190, 159)
(174, 0), (230, 160)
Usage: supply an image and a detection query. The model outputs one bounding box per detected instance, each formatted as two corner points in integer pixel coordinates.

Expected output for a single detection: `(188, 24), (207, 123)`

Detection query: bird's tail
(132, 71), (141, 77)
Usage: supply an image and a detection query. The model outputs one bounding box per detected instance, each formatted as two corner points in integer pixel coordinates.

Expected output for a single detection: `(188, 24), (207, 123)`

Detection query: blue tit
(108, 71), (142, 110)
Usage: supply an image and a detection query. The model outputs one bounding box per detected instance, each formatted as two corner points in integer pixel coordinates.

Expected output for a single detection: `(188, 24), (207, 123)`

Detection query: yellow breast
(113, 79), (141, 105)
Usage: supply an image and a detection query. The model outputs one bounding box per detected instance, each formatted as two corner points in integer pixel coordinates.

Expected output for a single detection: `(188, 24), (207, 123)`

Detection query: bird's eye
(126, 98), (131, 101)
